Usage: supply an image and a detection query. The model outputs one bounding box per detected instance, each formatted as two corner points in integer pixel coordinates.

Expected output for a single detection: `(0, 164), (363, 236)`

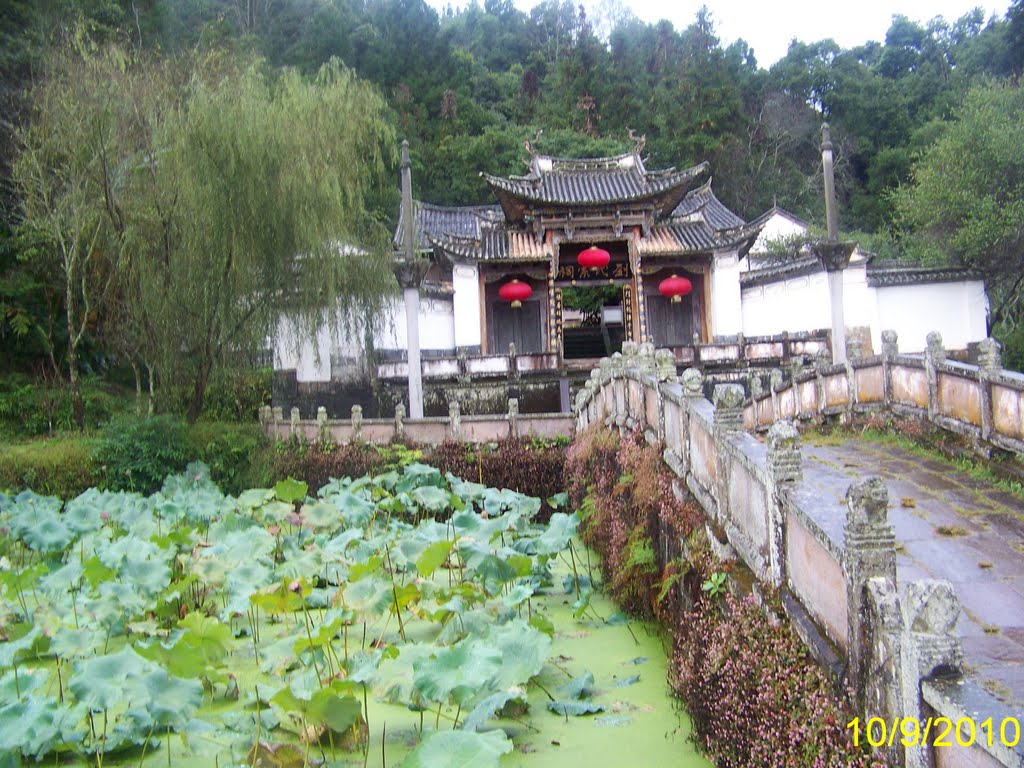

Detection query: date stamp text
(847, 716), (1021, 749)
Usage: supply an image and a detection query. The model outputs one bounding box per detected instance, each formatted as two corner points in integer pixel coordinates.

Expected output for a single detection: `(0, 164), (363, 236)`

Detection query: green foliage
(0, 374), (130, 439)
(894, 80), (1024, 340)
(402, 730), (512, 768)
(701, 572), (728, 599)
(165, 367), (272, 422)
(185, 421), (271, 494)
(93, 415), (188, 494)
(0, 458), (592, 765)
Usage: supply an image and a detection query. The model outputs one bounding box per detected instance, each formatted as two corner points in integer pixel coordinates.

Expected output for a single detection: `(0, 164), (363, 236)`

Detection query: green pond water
(127, 546), (710, 768)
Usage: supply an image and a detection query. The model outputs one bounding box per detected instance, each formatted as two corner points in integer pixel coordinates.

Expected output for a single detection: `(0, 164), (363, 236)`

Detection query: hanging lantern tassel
(578, 245), (611, 270)
(499, 278), (532, 308)
(659, 274), (692, 304)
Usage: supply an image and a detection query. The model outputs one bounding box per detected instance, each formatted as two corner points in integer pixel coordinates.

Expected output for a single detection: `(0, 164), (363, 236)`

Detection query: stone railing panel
(784, 493), (850, 650)
(937, 368), (983, 429)
(891, 362), (930, 411)
(992, 383), (1024, 443)
(855, 363), (885, 404)
(824, 371), (851, 410)
(723, 438), (771, 577)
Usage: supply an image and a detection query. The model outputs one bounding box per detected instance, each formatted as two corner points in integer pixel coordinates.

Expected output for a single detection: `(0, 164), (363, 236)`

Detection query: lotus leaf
(274, 478), (308, 504)
(483, 620), (551, 689)
(460, 689), (527, 732)
(413, 638), (503, 707)
(401, 729), (512, 768)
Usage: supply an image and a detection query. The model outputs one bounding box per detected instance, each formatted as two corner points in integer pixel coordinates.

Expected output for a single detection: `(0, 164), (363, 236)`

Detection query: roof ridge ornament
(627, 127), (646, 156)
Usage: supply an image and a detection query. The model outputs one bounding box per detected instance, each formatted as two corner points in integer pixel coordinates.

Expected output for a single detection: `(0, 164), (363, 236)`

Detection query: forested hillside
(2, 0), (1023, 393)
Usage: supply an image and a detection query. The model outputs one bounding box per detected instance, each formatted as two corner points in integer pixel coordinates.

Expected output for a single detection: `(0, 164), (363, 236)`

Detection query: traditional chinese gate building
(393, 139), (762, 367)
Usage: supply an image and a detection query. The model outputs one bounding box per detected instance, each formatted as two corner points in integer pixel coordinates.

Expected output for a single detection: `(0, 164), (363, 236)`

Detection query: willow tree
(131, 56), (397, 421)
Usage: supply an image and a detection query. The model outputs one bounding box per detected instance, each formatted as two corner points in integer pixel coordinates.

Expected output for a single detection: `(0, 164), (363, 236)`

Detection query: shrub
(0, 374), (131, 438)
(565, 427), (702, 617)
(672, 591), (883, 768)
(185, 421), (272, 495)
(273, 438), (567, 513)
(94, 415), (189, 494)
(0, 435), (98, 497)
(430, 438), (566, 519)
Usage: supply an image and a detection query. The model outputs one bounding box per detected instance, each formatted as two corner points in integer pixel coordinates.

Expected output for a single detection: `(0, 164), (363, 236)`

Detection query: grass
(804, 417), (1024, 504)
(934, 525), (969, 537)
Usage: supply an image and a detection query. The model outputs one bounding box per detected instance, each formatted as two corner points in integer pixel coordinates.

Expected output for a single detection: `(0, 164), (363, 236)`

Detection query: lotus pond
(0, 461), (710, 767)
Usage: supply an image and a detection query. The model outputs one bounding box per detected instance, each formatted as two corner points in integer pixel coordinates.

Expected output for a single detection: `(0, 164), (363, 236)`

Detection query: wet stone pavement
(799, 435), (1024, 709)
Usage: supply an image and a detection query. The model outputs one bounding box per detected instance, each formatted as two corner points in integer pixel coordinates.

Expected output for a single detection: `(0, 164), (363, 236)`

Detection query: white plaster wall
(274, 295), (456, 383)
(374, 297), (455, 352)
(873, 280), (988, 353)
(711, 250), (743, 337)
(452, 262), (482, 348)
(273, 314), (367, 383)
(742, 270), (831, 336)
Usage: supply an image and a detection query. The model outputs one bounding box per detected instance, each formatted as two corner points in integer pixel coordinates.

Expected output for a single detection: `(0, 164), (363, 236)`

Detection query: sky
(427, 0), (1012, 67)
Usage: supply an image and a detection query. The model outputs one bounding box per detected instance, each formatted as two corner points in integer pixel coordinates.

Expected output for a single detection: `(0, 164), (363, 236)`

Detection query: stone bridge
(574, 337), (1024, 768)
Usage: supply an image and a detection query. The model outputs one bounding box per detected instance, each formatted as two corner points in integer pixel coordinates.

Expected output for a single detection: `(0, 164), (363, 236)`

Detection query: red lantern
(498, 279), (532, 308)
(659, 274), (692, 303)
(577, 245), (611, 270)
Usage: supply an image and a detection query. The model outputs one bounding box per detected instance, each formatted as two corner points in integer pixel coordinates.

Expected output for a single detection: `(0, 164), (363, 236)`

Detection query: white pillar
(404, 286), (423, 418)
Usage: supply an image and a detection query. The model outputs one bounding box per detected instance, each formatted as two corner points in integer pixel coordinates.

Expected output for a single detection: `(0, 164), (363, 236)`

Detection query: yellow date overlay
(847, 717), (1021, 749)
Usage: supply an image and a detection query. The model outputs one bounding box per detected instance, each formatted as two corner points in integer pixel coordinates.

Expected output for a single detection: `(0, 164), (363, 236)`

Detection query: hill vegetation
(2, 0), (1023, 415)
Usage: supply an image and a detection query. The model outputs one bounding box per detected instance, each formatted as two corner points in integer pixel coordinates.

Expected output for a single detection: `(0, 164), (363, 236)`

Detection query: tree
(14, 42), (398, 423)
(130, 55), (398, 421)
(13, 43), (132, 427)
(893, 81), (1024, 356)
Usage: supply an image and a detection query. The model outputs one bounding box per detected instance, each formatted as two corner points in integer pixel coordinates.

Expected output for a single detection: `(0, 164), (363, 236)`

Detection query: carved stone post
(769, 368), (783, 423)
(766, 420), (802, 585)
(900, 581), (963, 768)
(351, 404), (363, 440)
(749, 374), (764, 400)
(448, 400), (462, 440)
(289, 406), (300, 438)
(655, 349), (677, 382)
(394, 403), (406, 440)
(814, 347), (830, 416)
(925, 331), (945, 422)
(272, 406), (283, 428)
(637, 341), (656, 377)
(977, 337), (1001, 443)
(507, 398), (520, 439)
(681, 368), (704, 398)
(881, 330), (898, 406)
(713, 384), (745, 438)
(844, 477), (897, 706)
(316, 406), (328, 441)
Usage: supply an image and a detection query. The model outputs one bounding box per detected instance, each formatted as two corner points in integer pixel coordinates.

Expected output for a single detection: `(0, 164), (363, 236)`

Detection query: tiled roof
(393, 201), (501, 250)
(483, 152), (708, 220)
(866, 262), (983, 287)
(670, 180), (745, 229)
(429, 221), (553, 263)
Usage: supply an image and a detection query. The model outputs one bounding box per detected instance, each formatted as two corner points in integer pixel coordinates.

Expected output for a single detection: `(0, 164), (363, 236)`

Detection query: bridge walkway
(799, 434), (1024, 710)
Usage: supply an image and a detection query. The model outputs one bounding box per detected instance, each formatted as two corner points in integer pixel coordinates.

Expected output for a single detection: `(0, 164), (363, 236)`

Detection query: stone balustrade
(574, 341), (1017, 768)
(744, 331), (1024, 457)
(260, 398), (573, 445)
